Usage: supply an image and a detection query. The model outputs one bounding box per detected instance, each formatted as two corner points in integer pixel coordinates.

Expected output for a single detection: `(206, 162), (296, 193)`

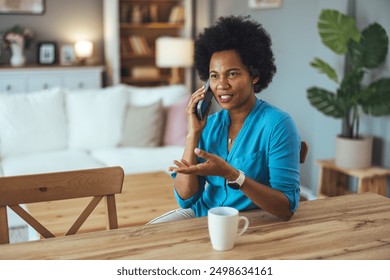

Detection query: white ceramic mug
(208, 207), (249, 251)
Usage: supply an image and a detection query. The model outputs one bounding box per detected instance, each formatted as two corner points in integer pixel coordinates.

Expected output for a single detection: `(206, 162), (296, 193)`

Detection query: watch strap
(227, 170), (245, 189)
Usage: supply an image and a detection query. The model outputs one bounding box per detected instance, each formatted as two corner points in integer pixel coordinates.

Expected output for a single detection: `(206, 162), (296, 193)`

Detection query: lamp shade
(156, 37), (193, 67)
(74, 40), (93, 58)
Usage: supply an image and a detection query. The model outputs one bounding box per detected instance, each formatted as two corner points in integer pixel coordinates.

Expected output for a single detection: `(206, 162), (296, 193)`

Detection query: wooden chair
(300, 141), (308, 164)
(0, 166), (124, 244)
(299, 141), (309, 201)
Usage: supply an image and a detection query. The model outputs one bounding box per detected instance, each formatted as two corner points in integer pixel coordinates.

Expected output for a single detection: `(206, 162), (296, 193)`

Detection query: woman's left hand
(169, 148), (237, 180)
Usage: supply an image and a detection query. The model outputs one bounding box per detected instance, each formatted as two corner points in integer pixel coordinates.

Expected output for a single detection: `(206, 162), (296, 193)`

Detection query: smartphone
(195, 79), (213, 120)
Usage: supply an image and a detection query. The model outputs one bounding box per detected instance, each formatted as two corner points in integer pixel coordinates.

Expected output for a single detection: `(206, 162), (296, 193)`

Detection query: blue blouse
(174, 99), (301, 217)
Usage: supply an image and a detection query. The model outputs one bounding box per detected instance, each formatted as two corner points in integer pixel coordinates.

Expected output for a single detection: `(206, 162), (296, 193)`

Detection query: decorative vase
(10, 43), (26, 67)
(335, 136), (373, 169)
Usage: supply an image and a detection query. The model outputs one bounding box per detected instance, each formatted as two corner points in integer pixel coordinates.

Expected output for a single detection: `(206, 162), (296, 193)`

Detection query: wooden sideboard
(0, 65), (104, 92)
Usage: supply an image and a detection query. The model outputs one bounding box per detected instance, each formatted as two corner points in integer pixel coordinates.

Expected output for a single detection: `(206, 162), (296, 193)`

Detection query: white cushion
(1, 149), (105, 176)
(91, 146), (184, 174)
(0, 88), (67, 158)
(121, 100), (164, 147)
(124, 84), (188, 107)
(65, 86), (127, 150)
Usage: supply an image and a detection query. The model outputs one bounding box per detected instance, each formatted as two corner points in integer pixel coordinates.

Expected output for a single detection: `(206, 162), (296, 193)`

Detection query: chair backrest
(300, 141), (308, 164)
(0, 166), (124, 244)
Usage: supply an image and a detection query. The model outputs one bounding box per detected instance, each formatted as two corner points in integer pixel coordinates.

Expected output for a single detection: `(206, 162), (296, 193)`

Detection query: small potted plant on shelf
(307, 9), (390, 169)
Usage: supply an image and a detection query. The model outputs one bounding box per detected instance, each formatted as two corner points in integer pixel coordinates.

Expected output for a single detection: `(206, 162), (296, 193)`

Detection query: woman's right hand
(187, 86), (211, 135)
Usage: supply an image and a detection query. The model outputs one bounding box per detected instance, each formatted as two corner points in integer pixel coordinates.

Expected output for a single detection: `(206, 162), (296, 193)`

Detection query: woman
(150, 15), (301, 224)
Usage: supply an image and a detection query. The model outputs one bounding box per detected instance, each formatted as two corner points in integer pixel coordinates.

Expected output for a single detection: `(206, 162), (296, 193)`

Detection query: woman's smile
(218, 94), (234, 103)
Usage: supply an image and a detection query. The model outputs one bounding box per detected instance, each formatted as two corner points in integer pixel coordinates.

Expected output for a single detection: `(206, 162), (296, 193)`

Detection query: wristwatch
(227, 170), (245, 190)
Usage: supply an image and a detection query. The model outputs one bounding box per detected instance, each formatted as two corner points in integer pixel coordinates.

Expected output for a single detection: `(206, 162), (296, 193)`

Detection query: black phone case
(195, 80), (213, 120)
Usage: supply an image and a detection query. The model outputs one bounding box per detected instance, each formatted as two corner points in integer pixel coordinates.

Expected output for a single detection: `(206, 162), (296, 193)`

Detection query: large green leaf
(339, 69), (364, 102)
(318, 9), (361, 54)
(310, 58), (339, 83)
(307, 87), (346, 118)
(360, 78), (390, 116)
(348, 23), (389, 69)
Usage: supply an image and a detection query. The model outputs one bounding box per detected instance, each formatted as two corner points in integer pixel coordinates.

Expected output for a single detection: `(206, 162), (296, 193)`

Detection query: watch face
(227, 182), (240, 189)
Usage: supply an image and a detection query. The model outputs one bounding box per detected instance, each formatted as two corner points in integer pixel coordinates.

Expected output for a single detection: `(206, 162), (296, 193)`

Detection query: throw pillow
(163, 94), (189, 146)
(121, 100), (164, 147)
(66, 86), (127, 149)
(0, 88), (67, 158)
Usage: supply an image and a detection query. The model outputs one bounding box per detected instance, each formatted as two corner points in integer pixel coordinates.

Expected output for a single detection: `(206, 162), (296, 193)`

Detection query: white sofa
(1, 84), (189, 243)
(0, 84), (189, 177)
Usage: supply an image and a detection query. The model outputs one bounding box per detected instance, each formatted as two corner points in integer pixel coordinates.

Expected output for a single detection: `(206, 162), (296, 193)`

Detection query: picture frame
(248, 0), (283, 9)
(0, 0), (45, 15)
(60, 45), (75, 65)
(38, 42), (57, 65)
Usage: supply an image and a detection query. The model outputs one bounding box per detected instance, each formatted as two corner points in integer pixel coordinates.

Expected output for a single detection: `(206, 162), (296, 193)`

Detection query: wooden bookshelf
(118, 0), (189, 86)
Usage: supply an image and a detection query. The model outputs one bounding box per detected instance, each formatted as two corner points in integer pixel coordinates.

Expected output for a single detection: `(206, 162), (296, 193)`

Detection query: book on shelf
(128, 35), (152, 55)
(169, 5), (185, 23)
(149, 4), (158, 22)
(138, 36), (152, 54)
(120, 3), (130, 23)
(120, 38), (131, 56)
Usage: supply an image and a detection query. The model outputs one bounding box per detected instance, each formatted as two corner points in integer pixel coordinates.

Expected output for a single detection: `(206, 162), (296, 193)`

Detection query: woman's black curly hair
(194, 15), (276, 93)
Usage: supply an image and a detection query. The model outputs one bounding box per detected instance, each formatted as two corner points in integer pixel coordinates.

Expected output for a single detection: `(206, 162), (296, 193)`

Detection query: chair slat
(66, 196), (103, 235)
(0, 206), (10, 244)
(105, 195), (119, 230)
(9, 205), (55, 239)
(300, 141), (308, 164)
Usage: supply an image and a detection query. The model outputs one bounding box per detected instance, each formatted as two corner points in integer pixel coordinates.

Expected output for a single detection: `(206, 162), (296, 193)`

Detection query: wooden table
(317, 159), (390, 198)
(1, 193), (389, 260)
(26, 172), (178, 236)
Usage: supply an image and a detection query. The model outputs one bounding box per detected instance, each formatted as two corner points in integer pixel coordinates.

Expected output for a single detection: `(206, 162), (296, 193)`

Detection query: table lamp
(74, 40), (93, 64)
(156, 37), (193, 84)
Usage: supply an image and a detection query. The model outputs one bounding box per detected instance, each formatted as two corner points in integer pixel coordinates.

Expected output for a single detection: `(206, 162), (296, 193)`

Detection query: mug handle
(237, 216), (249, 236)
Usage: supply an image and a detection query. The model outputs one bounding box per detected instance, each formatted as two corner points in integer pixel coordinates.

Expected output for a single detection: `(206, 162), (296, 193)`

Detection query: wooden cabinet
(0, 65), (104, 93)
(317, 159), (390, 198)
(0, 76), (26, 93)
(104, 0), (192, 87)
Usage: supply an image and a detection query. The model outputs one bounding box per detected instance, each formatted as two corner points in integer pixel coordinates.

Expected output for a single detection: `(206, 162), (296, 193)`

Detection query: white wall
(206, 0), (390, 195)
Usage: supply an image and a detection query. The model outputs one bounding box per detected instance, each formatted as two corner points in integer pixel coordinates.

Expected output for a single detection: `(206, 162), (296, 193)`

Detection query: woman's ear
(252, 76), (260, 84)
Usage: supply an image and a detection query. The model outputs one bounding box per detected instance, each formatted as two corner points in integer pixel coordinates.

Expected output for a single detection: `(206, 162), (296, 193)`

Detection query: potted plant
(307, 9), (390, 169)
